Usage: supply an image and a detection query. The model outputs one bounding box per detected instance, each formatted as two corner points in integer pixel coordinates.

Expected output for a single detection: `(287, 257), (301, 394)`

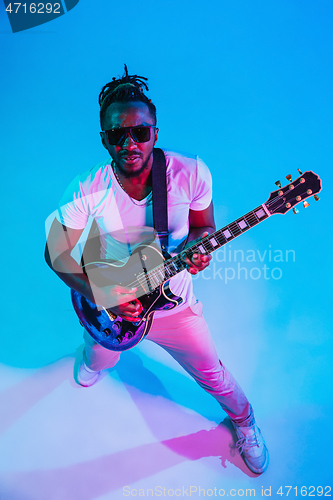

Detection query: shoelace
(235, 425), (260, 453)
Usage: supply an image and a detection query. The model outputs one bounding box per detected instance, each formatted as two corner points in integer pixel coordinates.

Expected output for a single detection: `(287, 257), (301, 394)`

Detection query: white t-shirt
(56, 150), (212, 317)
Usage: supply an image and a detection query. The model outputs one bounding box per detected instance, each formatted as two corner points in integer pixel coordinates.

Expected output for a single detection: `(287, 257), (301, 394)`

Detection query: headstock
(264, 171), (322, 215)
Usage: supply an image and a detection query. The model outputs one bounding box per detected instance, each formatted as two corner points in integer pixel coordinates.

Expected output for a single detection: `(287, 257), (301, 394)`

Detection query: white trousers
(83, 300), (252, 422)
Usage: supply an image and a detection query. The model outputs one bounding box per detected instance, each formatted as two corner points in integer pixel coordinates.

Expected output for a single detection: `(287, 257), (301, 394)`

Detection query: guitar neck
(135, 170), (321, 291)
(147, 203), (271, 286)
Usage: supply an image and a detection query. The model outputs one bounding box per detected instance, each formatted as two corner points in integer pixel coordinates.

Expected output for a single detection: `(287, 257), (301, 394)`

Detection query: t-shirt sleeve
(56, 175), (90, 229)
(189, 156), (213, 211)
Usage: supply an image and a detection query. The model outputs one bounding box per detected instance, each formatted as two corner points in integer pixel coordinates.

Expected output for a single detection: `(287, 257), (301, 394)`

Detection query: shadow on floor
(0, 349), (256, 500)
(0, 418), (255, 500)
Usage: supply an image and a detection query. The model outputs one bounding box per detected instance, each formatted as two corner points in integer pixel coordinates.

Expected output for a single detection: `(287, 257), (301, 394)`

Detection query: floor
(0, 265), (331, 500)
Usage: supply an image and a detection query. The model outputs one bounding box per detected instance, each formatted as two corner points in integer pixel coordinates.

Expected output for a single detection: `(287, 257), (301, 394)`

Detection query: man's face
(101, 101), (158, 178)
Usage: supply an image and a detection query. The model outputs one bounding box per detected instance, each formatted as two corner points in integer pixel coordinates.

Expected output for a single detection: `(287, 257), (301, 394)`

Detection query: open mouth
(121, 155), (141, 164)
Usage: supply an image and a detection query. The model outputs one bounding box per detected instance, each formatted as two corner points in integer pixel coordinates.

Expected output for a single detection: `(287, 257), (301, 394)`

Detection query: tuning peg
(303, 200), (310, 208)
(297, 169), (303, 175)
(314, 195), (320, 201)
(293, 207), (299, 214)
(275, 180), (281, 188)
(286, 174), (292, 182)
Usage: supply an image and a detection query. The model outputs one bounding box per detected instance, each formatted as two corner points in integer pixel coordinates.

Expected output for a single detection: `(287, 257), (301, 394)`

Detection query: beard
(115, 150), (153, 179)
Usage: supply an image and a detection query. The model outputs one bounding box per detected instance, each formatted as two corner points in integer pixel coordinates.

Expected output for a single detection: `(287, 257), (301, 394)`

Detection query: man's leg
(83, 329), (121, 371)
(146, 301), (269, 473)
(75, 329), (121, 387)
(146, 301), (250, 421)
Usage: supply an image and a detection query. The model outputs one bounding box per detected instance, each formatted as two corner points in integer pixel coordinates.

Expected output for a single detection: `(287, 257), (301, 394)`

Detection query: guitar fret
(177, 258), (187, 271)
(170, 258), (183, 274)
(215, 232), (227, 246)
(222, 228), (233, 240)
(170, 261), (179, 273)
(165, 262), (173, 275)
(229, 222), (242, 236)
(164, 263), (173, 278)
(202, 239), (214, 252)
(192, 239), (211, 254)
(245, 208), (263, 226)
(196, 243), (206, 254)
(236, 218), (249, 231)
(253, 206), (268, 222)
(244, 212), (257, 225)
(209, 236), (219, 248)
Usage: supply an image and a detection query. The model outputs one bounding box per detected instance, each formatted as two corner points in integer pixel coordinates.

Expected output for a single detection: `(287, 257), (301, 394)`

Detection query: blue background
(0, 0), (332, 496)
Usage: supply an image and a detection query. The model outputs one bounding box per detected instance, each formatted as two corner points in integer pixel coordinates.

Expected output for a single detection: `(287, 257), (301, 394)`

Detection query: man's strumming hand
(90, 283), (143, 321)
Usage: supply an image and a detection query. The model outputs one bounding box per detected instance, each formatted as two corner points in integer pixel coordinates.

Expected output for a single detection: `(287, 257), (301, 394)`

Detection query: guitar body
(71, 242), (183, 351)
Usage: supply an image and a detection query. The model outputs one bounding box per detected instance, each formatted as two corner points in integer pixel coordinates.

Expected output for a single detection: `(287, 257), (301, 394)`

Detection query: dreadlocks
(99, 64), (157, 128)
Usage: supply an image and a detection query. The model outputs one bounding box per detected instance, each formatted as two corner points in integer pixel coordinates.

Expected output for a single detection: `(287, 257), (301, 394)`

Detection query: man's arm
(45, 218), (140, 316)
(184, 201), (216, 274)
(45, 218), (95, 301)
(187, 200), (216, 242)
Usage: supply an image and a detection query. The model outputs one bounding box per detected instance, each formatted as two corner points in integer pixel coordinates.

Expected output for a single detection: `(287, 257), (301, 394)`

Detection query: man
(45, 65), (269, 474)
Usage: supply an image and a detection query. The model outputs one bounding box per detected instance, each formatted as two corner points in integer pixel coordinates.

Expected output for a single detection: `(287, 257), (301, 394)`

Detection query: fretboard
(138, 204), (270, 291)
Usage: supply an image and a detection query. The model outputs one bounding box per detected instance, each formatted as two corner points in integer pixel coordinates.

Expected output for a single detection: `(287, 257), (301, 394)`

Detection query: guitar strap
(152, 148), (169, 256)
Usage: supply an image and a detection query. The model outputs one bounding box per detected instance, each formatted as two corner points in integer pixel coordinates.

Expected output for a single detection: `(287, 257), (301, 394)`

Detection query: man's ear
(100, 132), (108, 149)
(154, 128), (159, 145)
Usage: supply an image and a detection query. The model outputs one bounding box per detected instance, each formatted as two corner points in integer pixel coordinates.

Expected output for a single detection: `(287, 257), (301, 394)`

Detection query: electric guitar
(71, 170), (322, 351)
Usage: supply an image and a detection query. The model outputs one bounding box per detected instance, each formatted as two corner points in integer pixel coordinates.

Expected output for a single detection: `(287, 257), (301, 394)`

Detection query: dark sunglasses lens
(105, 126), (152, 145)
(131, 127), (151, 143)
(106, 129), (125, 145)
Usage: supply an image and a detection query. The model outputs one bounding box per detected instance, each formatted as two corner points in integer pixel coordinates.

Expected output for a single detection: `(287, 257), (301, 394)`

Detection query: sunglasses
(102, 125), (156, 146)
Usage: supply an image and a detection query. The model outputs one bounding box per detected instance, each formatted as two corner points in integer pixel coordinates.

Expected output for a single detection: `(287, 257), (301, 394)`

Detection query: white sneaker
(231, 416), (269, 474)
(76, 360), (101, 387)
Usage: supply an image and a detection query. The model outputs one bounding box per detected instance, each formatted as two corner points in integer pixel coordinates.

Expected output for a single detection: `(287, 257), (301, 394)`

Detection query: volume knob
(113, 321), (122, 332)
